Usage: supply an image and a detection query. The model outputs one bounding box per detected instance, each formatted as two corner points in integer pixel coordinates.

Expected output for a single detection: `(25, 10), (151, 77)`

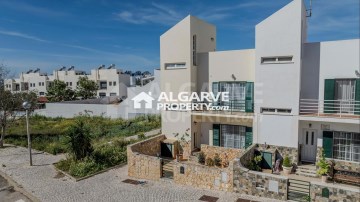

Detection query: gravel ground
(0, 145), (282, 202)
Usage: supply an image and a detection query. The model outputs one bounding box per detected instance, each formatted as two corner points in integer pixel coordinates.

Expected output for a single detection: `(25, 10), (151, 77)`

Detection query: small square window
(113, 82), (116, 86)
(109, 82), (112, 86)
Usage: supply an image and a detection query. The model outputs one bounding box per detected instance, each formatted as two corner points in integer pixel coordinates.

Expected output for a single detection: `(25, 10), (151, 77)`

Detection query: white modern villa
(4, 65), (131, 98)
(128, 0), (359, 201)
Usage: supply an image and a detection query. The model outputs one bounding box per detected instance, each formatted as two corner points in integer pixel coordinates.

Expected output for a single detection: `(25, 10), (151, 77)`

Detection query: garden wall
(310, 181), (360, 202)
(201, 144), (244, 164)
(127, 135), (165, 180)
(174, 161), (233, 192)
(233, 159), (288, 201)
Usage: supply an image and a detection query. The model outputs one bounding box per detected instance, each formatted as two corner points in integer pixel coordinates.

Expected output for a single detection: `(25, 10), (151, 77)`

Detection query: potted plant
(282, 155), (292, 175)
(316, 148), (330, 183)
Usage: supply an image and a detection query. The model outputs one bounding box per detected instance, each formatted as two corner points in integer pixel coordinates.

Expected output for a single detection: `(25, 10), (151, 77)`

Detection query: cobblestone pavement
(0, 145), (282, 202)
(0, 175), (32, 202)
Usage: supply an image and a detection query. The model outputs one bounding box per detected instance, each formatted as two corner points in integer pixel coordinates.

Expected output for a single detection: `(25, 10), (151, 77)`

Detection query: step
(288, 179), (311, 186)
(295, 171), (318, 178)
(162, 165), (174, 171)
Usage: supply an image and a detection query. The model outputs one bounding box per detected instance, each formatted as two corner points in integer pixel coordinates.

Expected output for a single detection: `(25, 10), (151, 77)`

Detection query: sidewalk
(0, 145), (282, 202)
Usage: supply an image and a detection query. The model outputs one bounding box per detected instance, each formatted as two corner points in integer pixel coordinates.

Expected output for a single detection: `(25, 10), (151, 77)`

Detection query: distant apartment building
(4, 65), (131, 98)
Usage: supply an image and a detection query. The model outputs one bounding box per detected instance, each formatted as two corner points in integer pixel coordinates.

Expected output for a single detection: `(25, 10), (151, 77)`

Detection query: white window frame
(261, 56), (294, 64)
(165, 63), (186, 70)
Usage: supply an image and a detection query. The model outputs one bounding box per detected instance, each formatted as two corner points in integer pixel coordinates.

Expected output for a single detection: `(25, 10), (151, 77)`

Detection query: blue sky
(0, 0), (359, 75)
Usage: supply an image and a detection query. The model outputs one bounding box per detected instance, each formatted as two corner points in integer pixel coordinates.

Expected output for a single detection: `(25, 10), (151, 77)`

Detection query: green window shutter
(355, 79), (360, 115)
(245, 82), (254, 112)
(324, 79), (335, 113)
(212, 82), (219, 106)
(213, 124), (220, 146)
(323, 131), (333, 158)
(245, 127), (253, 149)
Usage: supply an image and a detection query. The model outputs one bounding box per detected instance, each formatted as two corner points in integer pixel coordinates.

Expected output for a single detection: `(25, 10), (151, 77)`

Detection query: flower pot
(283, 166), (292, 175)
(321, 175), (328, 183)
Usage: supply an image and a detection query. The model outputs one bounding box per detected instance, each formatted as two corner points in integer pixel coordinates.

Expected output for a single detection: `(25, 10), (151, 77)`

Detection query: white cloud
(0, 30), (49, 43)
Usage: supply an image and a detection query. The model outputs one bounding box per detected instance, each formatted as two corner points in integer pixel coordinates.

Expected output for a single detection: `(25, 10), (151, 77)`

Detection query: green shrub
(68, 157), (101, 177)
(214, 154), (221, 167)
(206, 157), (215, 166)
(283, 155), (292, 167)
(138, 133), (146, 140)
(64, 118), (93, 160)
(316, 149), (330, 176)
(198, 152), (206, 164)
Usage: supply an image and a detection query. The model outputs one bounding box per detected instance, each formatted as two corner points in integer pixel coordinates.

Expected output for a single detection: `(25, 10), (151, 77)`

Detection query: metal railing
(299, 99), (360, 118)
(192, 100), (248, 114)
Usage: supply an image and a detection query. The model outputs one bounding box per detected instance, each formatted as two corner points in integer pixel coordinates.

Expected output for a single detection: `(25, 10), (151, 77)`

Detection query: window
(261, 56), (293, 64)
(69, 82), (72, 86)
(110, 93), (116, 96)
(220, 125), (246, 149)
(99, 92), (106, 97)
(333, 132), (360, 162)
(109, 81), (112, 86)
(218, 82), (246, 111)
(261, 108), (276, 113)
(99, 81), (107, 89)
(33, 83), (36, 87)
(277, 108), (292, 113)
(39, 82), (41, 86)
(66, 82), (69, 86)
(335, 79), (356, 113)
(193, 35), (197, 66)
(113, 81), (116, 86)
(165, 63), (186, 70)
(39, 92), (45, 96)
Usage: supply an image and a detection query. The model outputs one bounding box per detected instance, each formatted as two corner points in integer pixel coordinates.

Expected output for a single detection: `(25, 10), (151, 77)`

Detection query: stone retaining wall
(310, 182), (360, 202)
(233, 159), (288, 201)
(174, 161), (233, 192)
(258, 144), (299, 165)
(127, 135), (165, 180)
(201, 144), (244, 166)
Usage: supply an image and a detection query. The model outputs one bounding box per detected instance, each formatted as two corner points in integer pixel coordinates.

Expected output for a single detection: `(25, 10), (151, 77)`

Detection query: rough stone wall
(317, 146), (360, 172)
(127, 135), (165, 180)
(130, 135), (166, 156)
(173, 161), (233, 192)
(258, 144), (299, 165)
(201, 144), (244, 166)
(233, 159), (288, 201)
(310, 182), (360, 202)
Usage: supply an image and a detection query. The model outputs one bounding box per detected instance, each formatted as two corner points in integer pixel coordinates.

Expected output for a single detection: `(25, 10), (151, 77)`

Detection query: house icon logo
(131, 92), (155, 109)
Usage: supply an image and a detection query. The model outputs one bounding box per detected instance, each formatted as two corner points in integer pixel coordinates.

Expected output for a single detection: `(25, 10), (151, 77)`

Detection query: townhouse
(4, 65), (131, 98)
(127, 2), (359, 199)
(159, 0), (359, 169)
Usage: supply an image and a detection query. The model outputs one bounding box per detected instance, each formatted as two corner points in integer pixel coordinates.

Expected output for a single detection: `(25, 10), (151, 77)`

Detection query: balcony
(191, 100), (253, 125)
(299, 99), (360, 119)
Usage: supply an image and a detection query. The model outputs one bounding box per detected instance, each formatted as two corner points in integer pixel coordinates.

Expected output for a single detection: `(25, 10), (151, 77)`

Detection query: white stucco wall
(318, 39), (360, 101)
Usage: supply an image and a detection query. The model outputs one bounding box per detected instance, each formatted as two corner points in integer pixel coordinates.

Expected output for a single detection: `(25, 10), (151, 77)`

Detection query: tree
(64, 117), (93, 160)
(76, 77), (98, 99)
(0, 90), (37, 147)
(46, 80), (76, 102)
(0, 64), (10, 89)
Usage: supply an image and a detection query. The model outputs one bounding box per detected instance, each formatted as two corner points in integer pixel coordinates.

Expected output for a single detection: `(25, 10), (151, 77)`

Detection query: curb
(0, 170), (40, 202)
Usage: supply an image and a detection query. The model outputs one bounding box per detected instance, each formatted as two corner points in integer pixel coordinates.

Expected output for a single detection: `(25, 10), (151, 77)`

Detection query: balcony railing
(299, 99), (360, 118)
(192, 100), (251, 115)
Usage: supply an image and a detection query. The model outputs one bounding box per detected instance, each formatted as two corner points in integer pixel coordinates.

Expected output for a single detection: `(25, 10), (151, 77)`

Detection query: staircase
(161, 159), (175, 179)
(287, 179), (311, 201)
(296, 164), (318, 178)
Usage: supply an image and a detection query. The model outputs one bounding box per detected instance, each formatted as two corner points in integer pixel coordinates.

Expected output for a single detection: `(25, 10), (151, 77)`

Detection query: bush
(198, 152), (206, 164)
(214, 154), (221, 167)
(206, 157), (215, 166)
(283, 155), (292, 167)
(68, 157), (101, 177)
(138, 133), (146, 140)
(316, 148), (330, 176)
(64, 118), (93, 160)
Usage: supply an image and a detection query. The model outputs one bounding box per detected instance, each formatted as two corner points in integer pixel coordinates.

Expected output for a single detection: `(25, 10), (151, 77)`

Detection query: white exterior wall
(318, 39), (360, 102)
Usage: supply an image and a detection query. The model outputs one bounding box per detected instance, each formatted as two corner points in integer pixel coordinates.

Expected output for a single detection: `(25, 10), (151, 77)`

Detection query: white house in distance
(4, 64), (131, 98)
(159, 0), (359, 173)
